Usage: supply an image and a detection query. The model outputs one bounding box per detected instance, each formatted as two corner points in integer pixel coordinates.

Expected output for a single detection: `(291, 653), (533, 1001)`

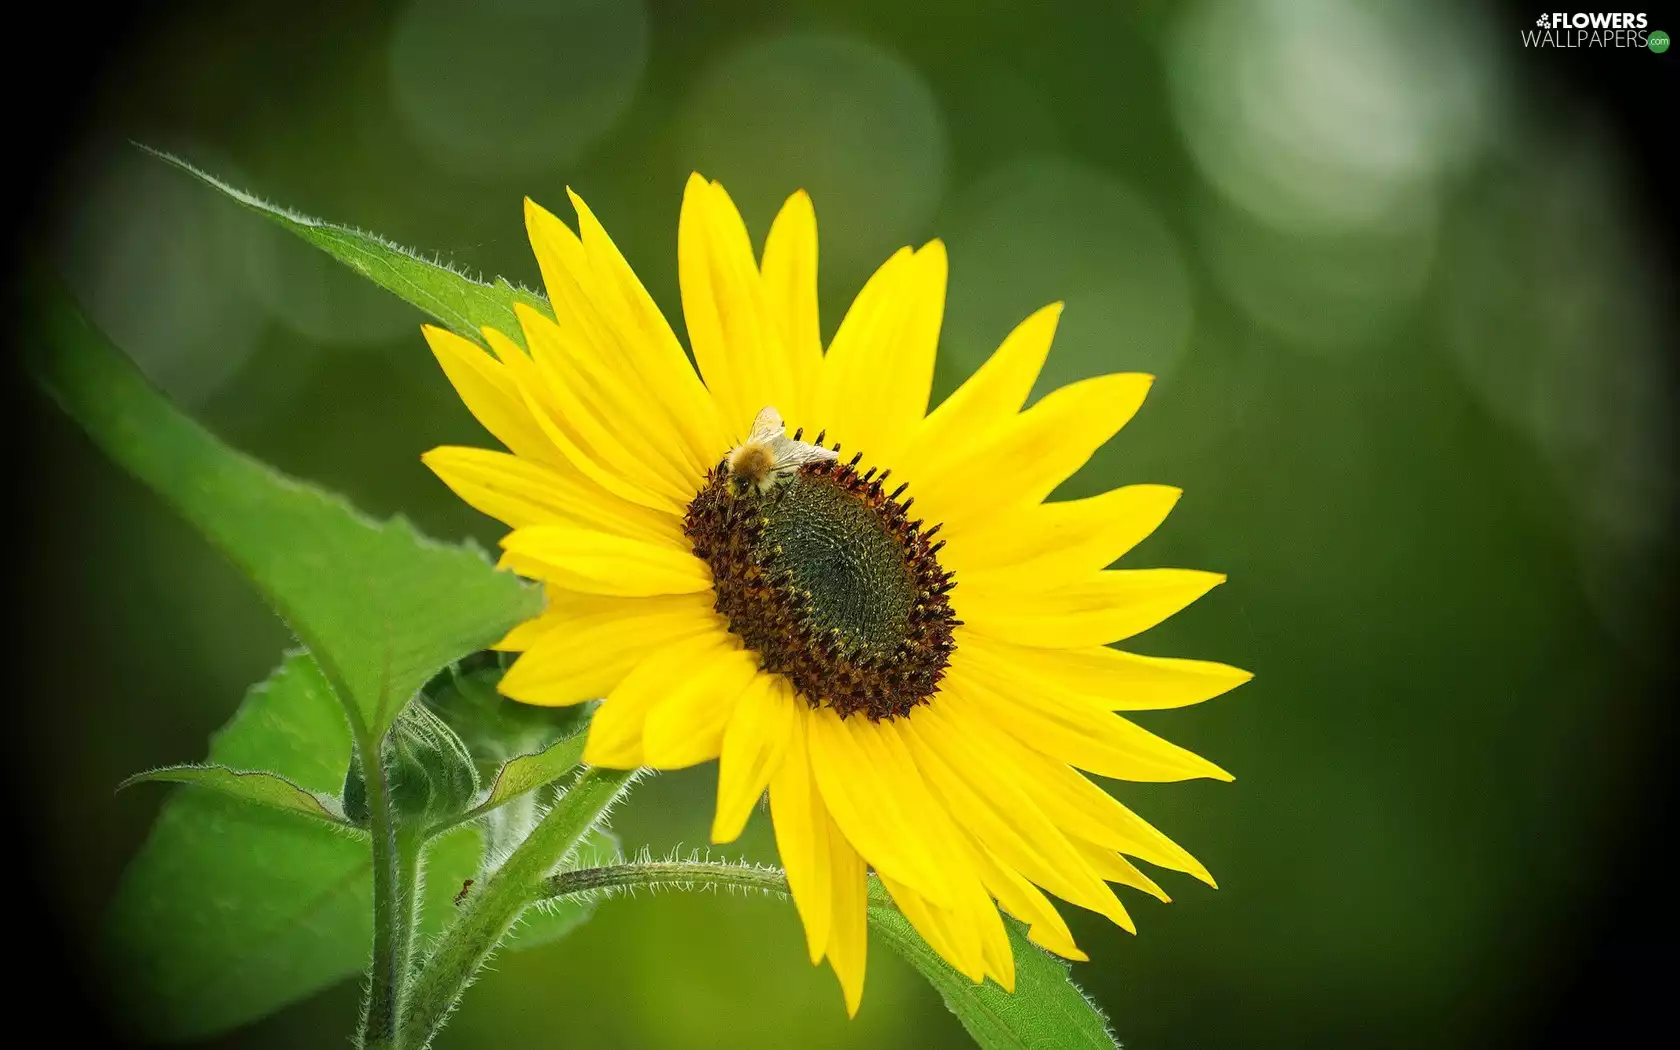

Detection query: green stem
(399, 767), (637, 1048)
(358, 725), (405, 1050)
(395, 829), (425, 982)
(543, 860), (792, 901)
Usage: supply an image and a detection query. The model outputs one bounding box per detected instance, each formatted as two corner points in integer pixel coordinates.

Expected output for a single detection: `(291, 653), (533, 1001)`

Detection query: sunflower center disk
(685, 455), (957, 720)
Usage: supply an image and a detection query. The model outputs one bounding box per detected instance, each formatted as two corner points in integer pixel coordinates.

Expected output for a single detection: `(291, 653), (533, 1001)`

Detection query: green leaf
(868, 898), (1118, 1050)
(107, 652), (491, 1040)
(140, 145), (549, 346)
(107, 652), (368, 1039)
(27, 269), (543, 740)
(121, 765), (352, 828)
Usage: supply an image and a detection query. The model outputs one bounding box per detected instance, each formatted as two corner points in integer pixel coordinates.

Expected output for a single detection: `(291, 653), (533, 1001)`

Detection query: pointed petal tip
(494, 673), (540, 707)
(837, 966), (864, 1018)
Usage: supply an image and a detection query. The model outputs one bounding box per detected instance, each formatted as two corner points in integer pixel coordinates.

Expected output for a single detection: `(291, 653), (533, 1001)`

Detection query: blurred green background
(18, 0), (1674, 1046)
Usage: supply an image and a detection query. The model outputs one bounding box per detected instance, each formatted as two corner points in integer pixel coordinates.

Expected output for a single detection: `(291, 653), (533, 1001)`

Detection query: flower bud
(341, 699), (481, 827)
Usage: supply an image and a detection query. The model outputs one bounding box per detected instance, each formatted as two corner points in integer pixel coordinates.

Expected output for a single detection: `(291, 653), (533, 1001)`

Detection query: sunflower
(421, 174), (1249, 1015)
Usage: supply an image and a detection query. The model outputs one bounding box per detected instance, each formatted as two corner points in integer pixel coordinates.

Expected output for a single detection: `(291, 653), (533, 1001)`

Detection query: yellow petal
(679, 174), (794, 436)
(498, 592), (721, 705)
(516, 305), (699, 505)
(527, 194), (724, 477)
(641, 647), (761, 769)
(901, 709), (1132, 926)
(881, 858), (1015, 991)
(1066, 837), (1170, 904)
(488, 325), (686, 516)
(878, 874), (985, 982)
(966, 845), (1089, 959)
(902, 302), (1061, 480)
(916, 372), (1153, 531)
(500, 524), (711, 597)
(583, 632), (737, 767)
(805, 710), (960, 907)
(769, 712), (833, 963)
(959, 635), (1252, 711)
(524, 198), (705, 484)
(977, 890), (1016, 993)
(922, 689), (1214, 885)
(946, 662), (1233, 783)
(759, 190), (824, 424)
(422, 325), (559, 468)
(824, 810), (870, 1017)
(563, 190), (732, 466)
(959, 569), (1226, 648)
(949, 484), (1183, 586)
(712, 674), (797, 843)
(494, 586), (660, 652)
(814, 242), (947, 465)
(422, 445), (682, 546)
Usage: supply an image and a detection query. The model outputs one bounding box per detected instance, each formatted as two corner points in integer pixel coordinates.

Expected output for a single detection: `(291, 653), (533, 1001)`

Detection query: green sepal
(121, 764), (354, 829)
(407, 652), (596, 836)
(423, 651), (591, 778)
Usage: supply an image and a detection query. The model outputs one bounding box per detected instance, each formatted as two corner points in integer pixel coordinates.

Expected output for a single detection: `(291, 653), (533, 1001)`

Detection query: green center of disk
(756, 473), (917, 658)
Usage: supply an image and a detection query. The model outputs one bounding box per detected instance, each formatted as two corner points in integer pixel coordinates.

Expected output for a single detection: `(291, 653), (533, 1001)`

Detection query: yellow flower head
(422, 174), (1250, 1015)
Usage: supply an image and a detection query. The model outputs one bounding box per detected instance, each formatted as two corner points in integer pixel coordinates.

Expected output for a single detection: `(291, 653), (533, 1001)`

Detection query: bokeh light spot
(677, 31), (947, 289)
(388, 0), (648, 179)
(53, 147), (267, 407)
(1169, 0), (1488, 235)
(1195, 193), (1437, 353)
(940, 157), (1193, 398)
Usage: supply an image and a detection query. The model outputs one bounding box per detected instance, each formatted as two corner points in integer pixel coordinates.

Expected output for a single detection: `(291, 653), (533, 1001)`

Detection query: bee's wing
(747, 405), (786, 445)
(772, 442), (839, 471)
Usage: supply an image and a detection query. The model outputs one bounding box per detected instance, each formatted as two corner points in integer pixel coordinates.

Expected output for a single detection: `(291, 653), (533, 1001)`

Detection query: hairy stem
(399, 767), (637, 1048)
(357, 725), (405, 1050)
(543, 860), (792, 901)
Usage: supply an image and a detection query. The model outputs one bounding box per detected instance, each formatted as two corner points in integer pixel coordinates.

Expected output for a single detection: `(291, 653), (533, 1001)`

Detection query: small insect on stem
(725, 406), (838, 495)
(453, 878), (474, 906)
